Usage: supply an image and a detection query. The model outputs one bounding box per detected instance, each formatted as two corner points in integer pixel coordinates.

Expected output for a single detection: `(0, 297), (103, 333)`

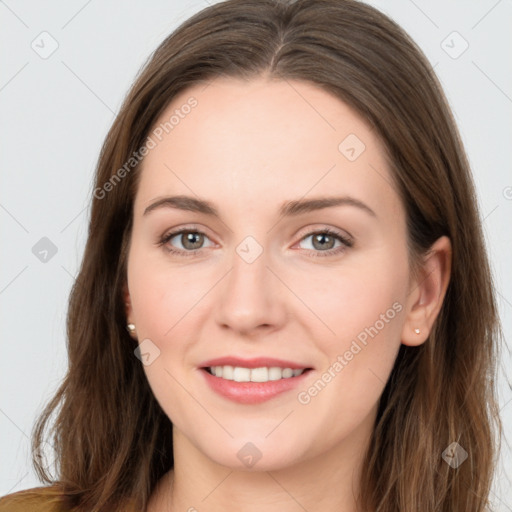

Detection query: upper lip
(200, 356), (313, 370)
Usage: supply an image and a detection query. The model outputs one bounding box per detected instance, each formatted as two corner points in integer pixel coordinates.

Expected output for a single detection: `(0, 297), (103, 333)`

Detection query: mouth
(198, 357), (314, 404)
(202, 365), (312, 382)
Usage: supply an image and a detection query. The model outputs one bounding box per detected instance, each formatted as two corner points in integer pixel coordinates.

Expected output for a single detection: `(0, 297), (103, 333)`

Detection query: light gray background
(1, 0), (511, 509)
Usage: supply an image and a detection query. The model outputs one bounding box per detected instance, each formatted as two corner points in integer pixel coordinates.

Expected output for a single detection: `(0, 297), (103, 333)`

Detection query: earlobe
(123, 284), (138, 340)
(123, 283), (132, 318)
(401, 236), (452, 346)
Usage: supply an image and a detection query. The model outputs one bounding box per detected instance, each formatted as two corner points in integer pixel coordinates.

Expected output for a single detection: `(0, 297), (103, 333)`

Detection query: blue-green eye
(158, 228), (214, 257)
(158, 227), (353, 258)
(297, 228), (353, 257)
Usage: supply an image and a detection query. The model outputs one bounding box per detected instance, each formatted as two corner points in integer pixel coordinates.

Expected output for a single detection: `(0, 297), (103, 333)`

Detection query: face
(125, 76), (414, 471)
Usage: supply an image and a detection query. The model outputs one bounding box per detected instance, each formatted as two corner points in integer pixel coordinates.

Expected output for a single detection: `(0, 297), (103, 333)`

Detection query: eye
(157, 226), (353, 258)
(158, 227), (214, 257)
(296, 228), (353, 258)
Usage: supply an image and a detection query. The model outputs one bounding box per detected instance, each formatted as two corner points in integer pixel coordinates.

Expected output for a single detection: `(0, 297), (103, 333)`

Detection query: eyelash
(157, 226), (353, 259)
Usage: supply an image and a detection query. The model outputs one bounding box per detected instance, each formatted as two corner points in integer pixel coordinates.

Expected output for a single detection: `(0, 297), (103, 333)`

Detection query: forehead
(135, 76), (401, 221)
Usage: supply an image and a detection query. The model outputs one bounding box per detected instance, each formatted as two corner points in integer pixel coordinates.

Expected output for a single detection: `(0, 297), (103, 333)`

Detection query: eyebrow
(143, 195), (377, 218)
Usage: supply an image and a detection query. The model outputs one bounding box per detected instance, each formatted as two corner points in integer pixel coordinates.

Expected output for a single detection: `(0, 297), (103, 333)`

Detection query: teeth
(268, 367), (282, 381)
(233, 366), (250, 382)
(250, 367), (268, 382)
(209, 365), (306, 382)
(221, 365), (233, 380)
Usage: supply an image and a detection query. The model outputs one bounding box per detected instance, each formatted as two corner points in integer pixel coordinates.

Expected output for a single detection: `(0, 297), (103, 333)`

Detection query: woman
(0, 0), (502, 510)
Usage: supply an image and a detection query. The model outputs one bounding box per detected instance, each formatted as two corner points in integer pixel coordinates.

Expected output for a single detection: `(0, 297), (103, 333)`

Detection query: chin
(197, 434), (307, 472)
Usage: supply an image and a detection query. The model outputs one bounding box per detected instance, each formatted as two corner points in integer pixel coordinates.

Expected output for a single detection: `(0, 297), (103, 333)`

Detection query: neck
(148, 409), (376, 512)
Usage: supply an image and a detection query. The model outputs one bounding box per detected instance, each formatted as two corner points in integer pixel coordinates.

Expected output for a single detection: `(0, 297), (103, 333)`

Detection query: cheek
(128, 248), (208, 339)
(298, 253), (407, 347)
(127, 249), (203, 421)
(291, 277), (405, 447)
(295, 251), (407, 404)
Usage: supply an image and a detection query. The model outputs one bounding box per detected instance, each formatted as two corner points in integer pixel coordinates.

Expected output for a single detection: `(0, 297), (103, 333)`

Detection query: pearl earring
(127, 323), (136, 333)
(414, 328), (421, 334)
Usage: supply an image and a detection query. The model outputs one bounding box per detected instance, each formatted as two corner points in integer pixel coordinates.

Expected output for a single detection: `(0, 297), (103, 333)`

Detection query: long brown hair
(3, 0), (502, 510)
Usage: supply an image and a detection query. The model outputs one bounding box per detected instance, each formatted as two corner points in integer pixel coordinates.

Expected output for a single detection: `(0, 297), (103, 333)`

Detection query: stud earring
(414, 328), (421, 335)
(127, 323), (136, 333)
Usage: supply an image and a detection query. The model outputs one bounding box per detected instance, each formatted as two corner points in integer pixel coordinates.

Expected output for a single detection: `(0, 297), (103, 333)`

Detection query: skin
(124, 76), (451, 512)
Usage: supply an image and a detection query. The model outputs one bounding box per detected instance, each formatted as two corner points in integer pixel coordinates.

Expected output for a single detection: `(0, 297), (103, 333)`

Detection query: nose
(214, 244), (287, 337)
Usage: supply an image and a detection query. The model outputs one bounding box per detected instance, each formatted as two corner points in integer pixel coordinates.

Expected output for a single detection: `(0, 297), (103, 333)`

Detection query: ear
(401, 236), (452, 346)
(123, 282), (138, 340)
(123, 282), (133, 321)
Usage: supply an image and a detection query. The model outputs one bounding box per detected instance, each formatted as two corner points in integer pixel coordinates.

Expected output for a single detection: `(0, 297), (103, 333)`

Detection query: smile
(205, 365), (307, 382)
(199, 357), (313, 404)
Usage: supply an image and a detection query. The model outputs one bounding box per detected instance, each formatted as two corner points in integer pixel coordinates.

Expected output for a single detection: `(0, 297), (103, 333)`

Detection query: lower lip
(200, 368), (312, 404)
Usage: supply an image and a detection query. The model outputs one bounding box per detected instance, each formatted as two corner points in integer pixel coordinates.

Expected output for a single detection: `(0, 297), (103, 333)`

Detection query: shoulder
(0, 486), (68, 512)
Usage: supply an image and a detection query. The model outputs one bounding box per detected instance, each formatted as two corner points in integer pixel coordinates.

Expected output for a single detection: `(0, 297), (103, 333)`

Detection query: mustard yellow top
(0, 487), (138, 512)
(0, 488), (65, 512)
